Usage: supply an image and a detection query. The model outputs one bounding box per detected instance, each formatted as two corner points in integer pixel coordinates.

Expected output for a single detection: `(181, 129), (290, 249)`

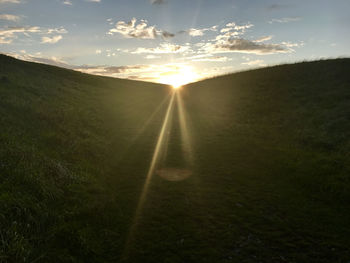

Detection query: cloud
(194, 56), (231, 62)
(86, 0), (100, 2)
(7, 52), (149, 77)
(202, 38), (289, 55)
(188, 26), (217, 37)
(108, 18), (174, 40)
(242, 59), (266, 66)
(0, 26), (40, 44)
(107, 19), (297, 59)
(7, 52), (148, 77)
(108, 18), (157, 39)
(178, 26), (217, 37)
(76, 62), (200, 85)
(217, 22), (253, 40)
(0, 0), (20, 3)
(76, 64), (150, 75)
(254, 35), (272, 43)
(77, 63), (197, 84)
(47, 27), (67, 34)
(195, 21), (293, 55)
(188, 28), (205, 37)
(107, 18), (113, 25)
(0, 37), (12, 44)
(5, 52), (229, 84)
(0, 26), (67, 44)
(0, 14), (20, 21)
(220, 22), (253, 34)
(132, 42), (191, 54)
(145, 55), (160, 59)
(184, 54), (231, 62)
(62, 0), (72, 5)
(280, 41), (304, 48)
(41, 35), (63, 44)
(0, 27), (39, 35)
(161, 31), (174, 39)
(150, 0), (165, 4)
(266, 4), (291, 10)
(7, 53), (72, 68)
(105, 19), (299, 60)
(269, 17), (302, 24)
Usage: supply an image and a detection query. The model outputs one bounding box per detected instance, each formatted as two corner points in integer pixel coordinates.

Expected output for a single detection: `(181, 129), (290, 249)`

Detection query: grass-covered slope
(185, 59), (350, 199)
(0, 54), (349, 262)
(0, 54), (171, 262)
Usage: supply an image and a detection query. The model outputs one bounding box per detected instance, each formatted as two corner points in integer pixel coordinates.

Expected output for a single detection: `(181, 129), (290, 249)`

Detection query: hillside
(0, 54), (349, 262)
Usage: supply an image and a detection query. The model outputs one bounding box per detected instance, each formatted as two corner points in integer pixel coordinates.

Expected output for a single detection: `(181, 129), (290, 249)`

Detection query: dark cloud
(104, 65), (148, 74)
(150, 0), (166, 5)
(206, 38), (289, 55)
(131, 27), (157, 39)
(177, 30), (187, 34)
(162, 31), (175, 39)
(266, 4), (291, 10)
(76, 64), (150, 74)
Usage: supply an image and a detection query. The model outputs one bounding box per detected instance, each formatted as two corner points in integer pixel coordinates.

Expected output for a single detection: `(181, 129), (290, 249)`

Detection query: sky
(0, 0), (349, 85)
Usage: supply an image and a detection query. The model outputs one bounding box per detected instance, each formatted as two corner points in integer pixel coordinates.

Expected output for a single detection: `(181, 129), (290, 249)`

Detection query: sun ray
(106, 93), (172, 170)
(123, 91), (176, 258)
(129, 93), (172, 145)
(185, 0), (203, 43)
(176, 91), (194, 166)
(123, 88), (195, 258)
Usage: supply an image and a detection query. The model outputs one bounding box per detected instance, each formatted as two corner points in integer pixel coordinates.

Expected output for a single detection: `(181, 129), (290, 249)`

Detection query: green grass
(0, 54), (349, 262)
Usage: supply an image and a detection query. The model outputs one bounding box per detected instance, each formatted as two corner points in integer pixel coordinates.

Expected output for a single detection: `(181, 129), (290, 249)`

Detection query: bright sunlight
(157, 65), (199, 89)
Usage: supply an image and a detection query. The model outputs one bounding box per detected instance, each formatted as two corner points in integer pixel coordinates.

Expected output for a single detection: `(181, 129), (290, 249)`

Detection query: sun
(157, 65), (199, 89)
(172, 84), (182, 89)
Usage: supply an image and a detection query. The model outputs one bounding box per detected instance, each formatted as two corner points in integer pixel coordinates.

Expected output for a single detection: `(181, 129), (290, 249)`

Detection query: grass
(0, 54), (349, 262)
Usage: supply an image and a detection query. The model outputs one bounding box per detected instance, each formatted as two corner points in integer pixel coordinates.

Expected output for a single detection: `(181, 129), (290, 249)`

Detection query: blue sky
(1, 0), (349, 84)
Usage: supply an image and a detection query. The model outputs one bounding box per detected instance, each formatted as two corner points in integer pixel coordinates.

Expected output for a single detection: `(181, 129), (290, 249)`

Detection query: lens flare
(176, 91), (194, 166)
(123, 91), (176, 257)
(123, 88), (195, 259)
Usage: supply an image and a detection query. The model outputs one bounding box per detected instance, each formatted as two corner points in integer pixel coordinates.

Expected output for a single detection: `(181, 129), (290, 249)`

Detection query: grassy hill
(0, 54), (349, 262)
